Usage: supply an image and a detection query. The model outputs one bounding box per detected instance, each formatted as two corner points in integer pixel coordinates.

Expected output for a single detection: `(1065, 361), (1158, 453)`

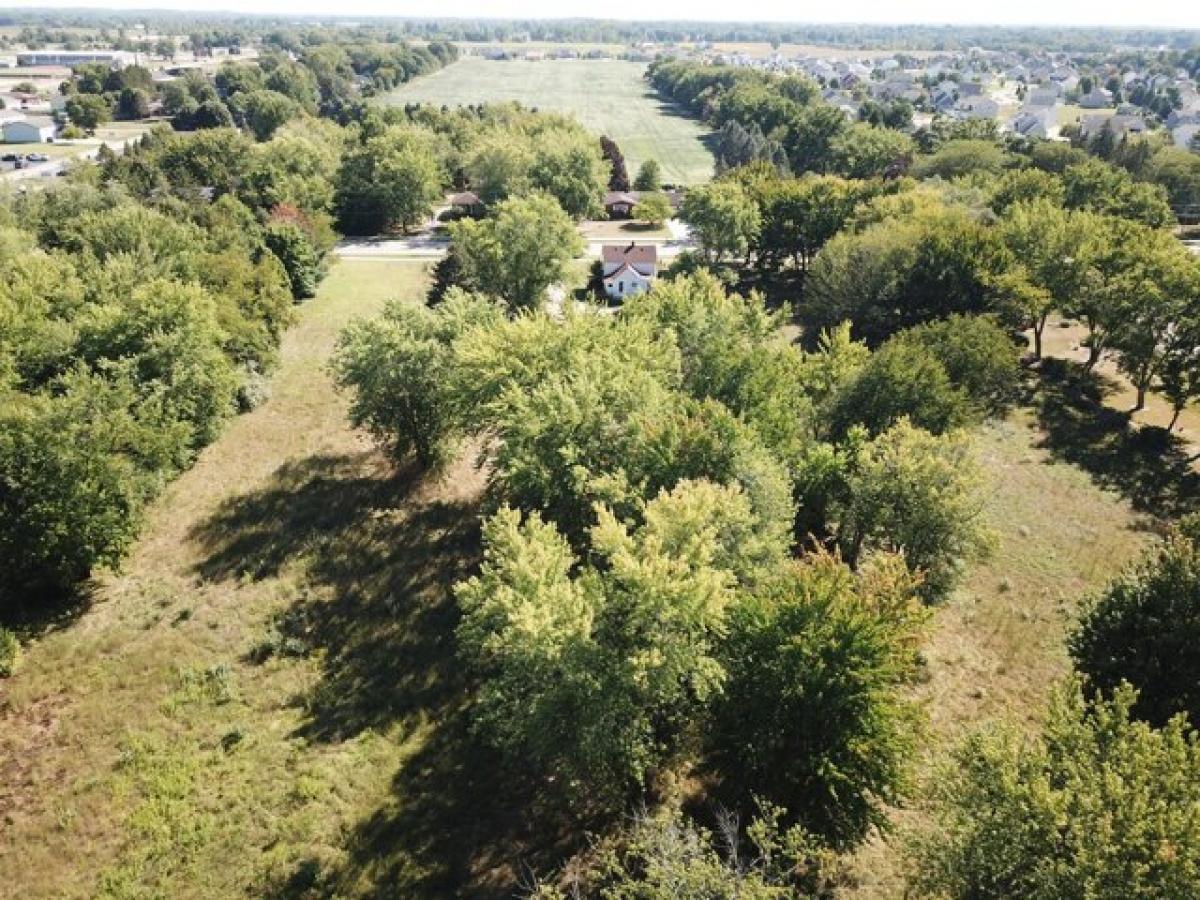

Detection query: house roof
(3, 115), (54, 130)
(449, 191), (482, 206)
(601, 243), (657, 266)
(604, 191), (639, 206)
(603, 262), (653, 281)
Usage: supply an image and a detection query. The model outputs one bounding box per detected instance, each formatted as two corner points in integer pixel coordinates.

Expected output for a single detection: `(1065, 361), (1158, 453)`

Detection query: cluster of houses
(688, 45), (1200, 148)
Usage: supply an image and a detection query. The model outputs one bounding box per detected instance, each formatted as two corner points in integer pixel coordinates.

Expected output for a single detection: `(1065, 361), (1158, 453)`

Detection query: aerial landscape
(2, 3), (1200, 898)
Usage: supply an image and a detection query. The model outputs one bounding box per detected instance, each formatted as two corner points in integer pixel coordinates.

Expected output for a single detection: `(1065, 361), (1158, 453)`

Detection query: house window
(618, 281), (625, 294)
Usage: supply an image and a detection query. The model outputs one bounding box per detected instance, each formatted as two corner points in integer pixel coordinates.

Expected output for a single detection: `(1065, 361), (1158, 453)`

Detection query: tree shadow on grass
(189, 452), (583, 896)
(1031, 359), (1200, 519)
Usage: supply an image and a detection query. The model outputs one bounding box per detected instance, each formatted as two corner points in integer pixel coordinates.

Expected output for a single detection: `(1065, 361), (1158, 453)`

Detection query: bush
(1070, 521), (1200, 727)
(532, 804), (841, 899)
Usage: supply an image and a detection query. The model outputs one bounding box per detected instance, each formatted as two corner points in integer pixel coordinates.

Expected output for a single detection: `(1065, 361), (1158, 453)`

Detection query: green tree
(335, 126), (443, 235)
(828, 123), (914, 179)
(447, 193), (582, 313)
(633, 191), (673, 226)
(332, 290), (502, 469)
(912, 682), (1200, 899)
(234, 89), (301, 141)
(116, 86), (150, 120)
(633, 158), (663, 191)
(915, 139), (1008, 180)
(263, 222), (321, 299)
(1071, 522), (1200, 727)
(713, 551), (928, 848)
(829, 339), (973, 439)
(529, 131), (609, 219)
(65, 92), (111, 130)
(754, 175), (881, 275)
(456, 483), (753, 809)
(681, 181), (762, 263)
(838, 419), (989, 600)
(464, 130), (533, 206)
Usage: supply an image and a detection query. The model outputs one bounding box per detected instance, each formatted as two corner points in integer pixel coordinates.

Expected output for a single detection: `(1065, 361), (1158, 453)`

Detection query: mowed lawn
(380, 57), (715, 186)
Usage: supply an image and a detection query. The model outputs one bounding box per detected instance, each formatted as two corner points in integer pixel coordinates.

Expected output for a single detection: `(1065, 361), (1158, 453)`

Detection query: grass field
(380, 57), (715, 186)
(1, 258), (1188, 896)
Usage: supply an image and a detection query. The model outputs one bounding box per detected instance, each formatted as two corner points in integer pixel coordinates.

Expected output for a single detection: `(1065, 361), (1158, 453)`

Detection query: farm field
(380, 57), (715, 186)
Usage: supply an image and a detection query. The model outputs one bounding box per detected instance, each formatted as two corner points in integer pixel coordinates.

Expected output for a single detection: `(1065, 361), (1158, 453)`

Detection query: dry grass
(1039, 317), (1200, 454)
(846, 410), (1152, 897)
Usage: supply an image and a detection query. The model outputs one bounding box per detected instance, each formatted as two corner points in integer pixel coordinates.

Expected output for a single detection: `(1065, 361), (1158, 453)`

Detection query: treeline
(650, 59), (916, 178)
(335, 103), (611, 233)
(7, 10), (1198, 52)
(377, 19), (1200, 53)
(674, 154), (1199, 419)
(0, 118), (343, 608)
(1068, 122), (1200, 213)
(59, 37), (458, 136)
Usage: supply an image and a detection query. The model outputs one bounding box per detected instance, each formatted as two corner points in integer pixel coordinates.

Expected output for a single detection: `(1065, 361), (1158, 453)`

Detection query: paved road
(336, 226), (697, 261)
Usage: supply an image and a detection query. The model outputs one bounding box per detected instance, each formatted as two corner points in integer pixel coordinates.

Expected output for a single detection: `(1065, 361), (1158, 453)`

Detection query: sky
(7, 0), (1200, 28)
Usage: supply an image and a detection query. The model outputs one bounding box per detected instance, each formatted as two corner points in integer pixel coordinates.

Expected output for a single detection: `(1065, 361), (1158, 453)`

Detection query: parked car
(1, 153), (18, 162)
(25, 153), (50, 162)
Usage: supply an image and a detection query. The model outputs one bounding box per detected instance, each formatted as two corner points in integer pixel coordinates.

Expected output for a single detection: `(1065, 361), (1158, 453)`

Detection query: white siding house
(601, 243), (658, 301)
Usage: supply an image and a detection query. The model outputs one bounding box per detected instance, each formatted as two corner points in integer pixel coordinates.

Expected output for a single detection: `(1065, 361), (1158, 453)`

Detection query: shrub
(1070, 521), (1200, 727)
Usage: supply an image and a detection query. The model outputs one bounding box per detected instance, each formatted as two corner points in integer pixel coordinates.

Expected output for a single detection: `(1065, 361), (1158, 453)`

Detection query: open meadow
(379, 57), (715, 186)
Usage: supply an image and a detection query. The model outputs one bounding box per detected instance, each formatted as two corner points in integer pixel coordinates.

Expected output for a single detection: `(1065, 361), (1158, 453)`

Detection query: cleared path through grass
(381, 57), (715, 186)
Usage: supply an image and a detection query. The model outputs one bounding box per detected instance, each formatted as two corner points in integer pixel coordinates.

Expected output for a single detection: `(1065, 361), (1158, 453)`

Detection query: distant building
(448, 191), (485, 218)
(601, 243), (657, 300)
(3, 115), (56, 143)
(1078, 87), (1113, 109)
(17, 50), (134, 68)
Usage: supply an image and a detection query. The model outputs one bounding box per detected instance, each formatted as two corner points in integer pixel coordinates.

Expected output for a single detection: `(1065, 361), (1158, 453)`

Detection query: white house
(2, 115), (55, 143)
(601, 243), (657, 301)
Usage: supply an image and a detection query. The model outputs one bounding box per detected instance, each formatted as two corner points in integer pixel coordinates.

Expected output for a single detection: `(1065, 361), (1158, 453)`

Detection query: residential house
(448, 191), (485, 218)
(954, 97), (1000, 120)
(604, 191), (640, 219)
(1010, 108), (1054, 138)
(1172, 120), (1200, 149)
(601, 243), (657, 300)
(1078, 87), (1113, 109)
(1080, 113), (1147, 139)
